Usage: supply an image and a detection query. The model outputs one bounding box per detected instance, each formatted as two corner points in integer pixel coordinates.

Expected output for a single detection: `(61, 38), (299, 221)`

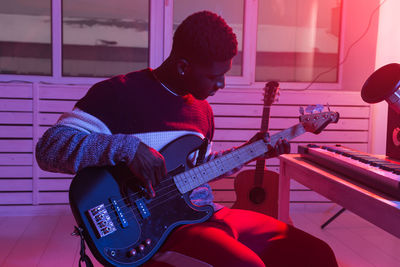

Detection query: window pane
(0, 0), (51, 75)
(256, 0), (341, 82)
(173, 0), (244, 76)
(63, 0), (149, 77)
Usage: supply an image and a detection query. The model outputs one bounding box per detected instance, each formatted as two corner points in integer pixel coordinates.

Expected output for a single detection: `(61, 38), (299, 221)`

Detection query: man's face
(183, 59), (232, 100)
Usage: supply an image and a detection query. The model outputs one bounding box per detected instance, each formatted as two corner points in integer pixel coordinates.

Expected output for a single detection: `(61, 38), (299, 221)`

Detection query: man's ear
(176, 58), (190, 76)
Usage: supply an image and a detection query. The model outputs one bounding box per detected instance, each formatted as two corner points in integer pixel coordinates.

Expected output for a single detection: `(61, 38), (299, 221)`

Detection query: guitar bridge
(88, 204), (117, 238)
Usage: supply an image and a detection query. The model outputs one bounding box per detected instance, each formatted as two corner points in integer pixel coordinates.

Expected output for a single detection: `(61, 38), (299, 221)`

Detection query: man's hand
(246, 132), (290, 159)
(127, 142), (167, 198)
(266, 136), (291, 158)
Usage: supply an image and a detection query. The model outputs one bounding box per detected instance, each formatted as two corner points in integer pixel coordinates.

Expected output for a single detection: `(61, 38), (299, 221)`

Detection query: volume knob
(129, 249), (137, 256)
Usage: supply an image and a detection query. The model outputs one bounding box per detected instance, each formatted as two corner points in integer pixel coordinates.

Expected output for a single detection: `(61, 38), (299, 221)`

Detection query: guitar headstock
(263, 81), (280, 107)
(299, 110), (339, 134)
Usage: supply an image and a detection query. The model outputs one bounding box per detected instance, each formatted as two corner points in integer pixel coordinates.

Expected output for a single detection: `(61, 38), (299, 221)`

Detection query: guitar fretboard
(174, 123), (306, 194)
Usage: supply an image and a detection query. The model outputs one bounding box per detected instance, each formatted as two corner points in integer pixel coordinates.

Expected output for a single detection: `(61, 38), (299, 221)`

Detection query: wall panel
(0, 84), (371, 212)
(0, 83), (34, 205)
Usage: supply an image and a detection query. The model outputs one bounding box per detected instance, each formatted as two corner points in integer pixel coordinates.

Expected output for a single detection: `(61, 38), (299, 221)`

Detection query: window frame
(0, 0), (344, 90)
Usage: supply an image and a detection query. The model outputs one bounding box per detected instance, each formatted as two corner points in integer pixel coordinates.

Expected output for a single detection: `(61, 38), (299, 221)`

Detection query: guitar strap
(73, 226), (94, 267)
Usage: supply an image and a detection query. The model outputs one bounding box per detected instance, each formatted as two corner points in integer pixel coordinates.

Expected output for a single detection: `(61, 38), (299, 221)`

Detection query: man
(36, 11), (337, 267)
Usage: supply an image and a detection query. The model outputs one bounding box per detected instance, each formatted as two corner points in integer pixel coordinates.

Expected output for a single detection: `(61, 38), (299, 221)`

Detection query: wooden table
(278, 154), (400, 238)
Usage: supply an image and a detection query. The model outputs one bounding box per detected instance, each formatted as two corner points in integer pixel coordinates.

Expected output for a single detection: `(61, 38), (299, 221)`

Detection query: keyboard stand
(277, 154), (400, 238)
(320, 207), (346, 229)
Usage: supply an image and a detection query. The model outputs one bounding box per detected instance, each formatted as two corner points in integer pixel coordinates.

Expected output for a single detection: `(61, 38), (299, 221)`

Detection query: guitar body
(231, 169), (279, 217)
(68, 110), (339, 266)
(69, 135), (213, 267)
(232, 81), (280, 217)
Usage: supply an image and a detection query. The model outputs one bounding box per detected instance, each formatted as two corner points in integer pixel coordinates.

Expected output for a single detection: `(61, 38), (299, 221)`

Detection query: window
(0, 0), (51, 75)
(62, 0), (149, 77)
(256, 0), (341, 82)
(0, 0), (343, 85)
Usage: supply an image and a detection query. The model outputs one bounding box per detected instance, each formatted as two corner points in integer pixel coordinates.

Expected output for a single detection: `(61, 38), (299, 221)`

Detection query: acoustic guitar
(232, 81), (280, 217)
(69, 110), (339, 266)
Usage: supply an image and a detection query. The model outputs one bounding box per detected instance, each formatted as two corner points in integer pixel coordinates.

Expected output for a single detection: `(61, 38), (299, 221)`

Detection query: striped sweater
(35, 69), (242, 210)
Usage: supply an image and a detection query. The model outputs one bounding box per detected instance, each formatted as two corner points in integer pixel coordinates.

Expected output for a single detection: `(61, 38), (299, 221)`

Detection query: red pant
(146, 208), (338, 267)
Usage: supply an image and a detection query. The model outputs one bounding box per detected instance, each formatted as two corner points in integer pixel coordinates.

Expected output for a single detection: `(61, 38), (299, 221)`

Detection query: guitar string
(113, 180), (179, 213)
(101, 150), (260, 223)
(131, 191), (200, 226)
(91, 113), (334, 226)
(93, 164), (229, 223)
(95, 175), (177, 212)
(98, 162), (261, 226)
(90, 136), (282, 222)
(90, 170), (200, 223)
(88, 141), (273, 224)
(96, 149), (238, 212)
(89, 122), (319, 224)
(119, 190), (182, 224)
(102, 186), (183, 224)
(95, 186), (176, 223)
(100, 170), (219, 224)
(97, 136), (278, 213)
(94, 182), (174, 222)
(95, 145), (254, 212)
(120, 132), (324, 224)
(97, 154), (246, 221)
(107, 156), (297, 224)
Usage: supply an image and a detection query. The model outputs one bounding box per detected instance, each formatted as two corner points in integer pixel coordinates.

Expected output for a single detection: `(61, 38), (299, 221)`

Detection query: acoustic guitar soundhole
(249, 187), (266, 204)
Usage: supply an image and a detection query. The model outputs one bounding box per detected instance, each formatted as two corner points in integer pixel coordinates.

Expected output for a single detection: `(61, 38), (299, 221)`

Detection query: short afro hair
(172, 10), (238, 65)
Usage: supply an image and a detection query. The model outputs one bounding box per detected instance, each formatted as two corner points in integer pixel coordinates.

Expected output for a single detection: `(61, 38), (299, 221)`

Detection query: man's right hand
(128, 142), (167, 198)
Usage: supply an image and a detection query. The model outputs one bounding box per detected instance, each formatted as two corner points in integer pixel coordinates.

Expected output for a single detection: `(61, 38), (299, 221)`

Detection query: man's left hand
(246, 132), (290, 159)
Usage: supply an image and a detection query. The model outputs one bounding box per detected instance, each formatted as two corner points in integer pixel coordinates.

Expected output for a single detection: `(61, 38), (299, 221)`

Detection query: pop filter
(361, 63), (400, 113)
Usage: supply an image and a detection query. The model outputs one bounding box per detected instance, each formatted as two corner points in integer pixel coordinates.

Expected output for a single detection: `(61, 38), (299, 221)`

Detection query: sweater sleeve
(35, 110), (141, 175)
(36, 125), (140, 174)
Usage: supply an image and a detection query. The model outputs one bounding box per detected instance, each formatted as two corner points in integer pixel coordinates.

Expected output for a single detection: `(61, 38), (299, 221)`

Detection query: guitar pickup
(88, 204), (117, 238)
(110, 197), (128, 228)
(135, 198), (150, 219)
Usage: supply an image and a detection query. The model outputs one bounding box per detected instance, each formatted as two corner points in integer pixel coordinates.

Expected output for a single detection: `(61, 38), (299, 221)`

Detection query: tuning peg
(315, 104), (324, 113)
(275, 91), (280, 103)
(305, 104), (323, 114)
(326, 103), (331, 111)
(299, 106), (305, 115)
(305, 105), (315, 114)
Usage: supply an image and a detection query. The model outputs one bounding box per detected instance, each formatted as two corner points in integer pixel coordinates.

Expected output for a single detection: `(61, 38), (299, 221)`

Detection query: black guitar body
(68, 110), (340, 266)
(69, 135), (214, 266)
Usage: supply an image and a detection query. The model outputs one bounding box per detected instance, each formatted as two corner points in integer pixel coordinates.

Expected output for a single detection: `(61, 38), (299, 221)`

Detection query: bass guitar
(69, 110), (339, 266)
(232, 81), (280, 217)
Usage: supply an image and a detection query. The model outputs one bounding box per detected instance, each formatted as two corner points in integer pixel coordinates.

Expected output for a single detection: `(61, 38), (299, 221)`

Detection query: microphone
(361, 63), (400, 113)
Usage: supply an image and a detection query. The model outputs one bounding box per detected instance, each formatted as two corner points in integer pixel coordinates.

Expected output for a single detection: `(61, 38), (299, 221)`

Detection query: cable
(0, 80), (33, 84)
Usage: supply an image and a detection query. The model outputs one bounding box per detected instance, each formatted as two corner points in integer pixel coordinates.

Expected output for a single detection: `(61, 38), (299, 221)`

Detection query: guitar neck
(174, 123), (306, 194)
(255, 81), (278, 178)
(254, 105), (271, 182)
(260, 106), (271, 132)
